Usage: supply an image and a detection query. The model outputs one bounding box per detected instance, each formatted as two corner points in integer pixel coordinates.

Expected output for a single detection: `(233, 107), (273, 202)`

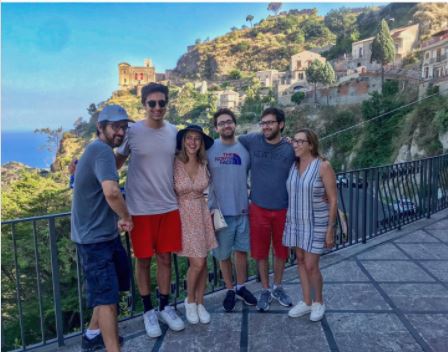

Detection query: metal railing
(1, 154), (448, 351)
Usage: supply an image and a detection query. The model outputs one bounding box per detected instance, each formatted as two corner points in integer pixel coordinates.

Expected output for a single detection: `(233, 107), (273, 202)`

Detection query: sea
(1, 130), (56, 169)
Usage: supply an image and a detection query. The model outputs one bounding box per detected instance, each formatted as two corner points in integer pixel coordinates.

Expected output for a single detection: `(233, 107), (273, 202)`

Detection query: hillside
(174, 3), (448, 79)
(2, 2), (448, 222)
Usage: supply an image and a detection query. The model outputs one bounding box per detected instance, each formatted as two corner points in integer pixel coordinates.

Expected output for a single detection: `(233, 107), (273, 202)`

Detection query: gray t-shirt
(238, 133), (295, 210)
(117, 120), (178, 215)
(207, 140), (250, 216)
(71, 139), (119, 244)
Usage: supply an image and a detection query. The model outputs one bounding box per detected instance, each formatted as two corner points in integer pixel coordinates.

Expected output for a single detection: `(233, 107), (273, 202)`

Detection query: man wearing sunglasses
(238, 107), (295, 312)
(71, 104), (133, 352)
(116, 83), (185, 337)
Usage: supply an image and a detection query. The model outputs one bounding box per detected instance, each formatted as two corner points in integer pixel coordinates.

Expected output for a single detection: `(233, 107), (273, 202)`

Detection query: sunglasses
(146, 100), (167, 108)
(109, 122), (129, 132)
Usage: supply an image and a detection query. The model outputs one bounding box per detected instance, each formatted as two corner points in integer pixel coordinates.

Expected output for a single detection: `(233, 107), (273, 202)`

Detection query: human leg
(235, 251), (247, 285)
(77, 240), (122, 347)
(304, 252), (325, 321)
(296, 248), (312, 305)
(304, 252), (323, 303)
(249, 204), (272, 290)
(187, 257), (206, 303)
(184, 257), (206, 324)
(97, 304), (120, 352)
(288, 248), (313, 318)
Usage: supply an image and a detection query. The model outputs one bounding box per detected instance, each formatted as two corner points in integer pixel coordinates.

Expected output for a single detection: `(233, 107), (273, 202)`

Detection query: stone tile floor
(54, 209), (447, 352)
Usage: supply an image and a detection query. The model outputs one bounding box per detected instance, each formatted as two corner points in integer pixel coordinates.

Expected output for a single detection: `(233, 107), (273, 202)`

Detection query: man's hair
(261, 107), (286, 132)
(141, 83), (169, 106)
(212, 108), (237, 127)
(96, 121), (108, 136)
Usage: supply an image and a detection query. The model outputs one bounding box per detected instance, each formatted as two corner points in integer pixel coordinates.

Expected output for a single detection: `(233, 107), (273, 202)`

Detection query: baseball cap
(98, 105), (134, 123)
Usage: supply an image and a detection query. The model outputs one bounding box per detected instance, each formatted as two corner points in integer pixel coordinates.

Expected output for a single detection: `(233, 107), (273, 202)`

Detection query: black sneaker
(223, 289), (236, 312)
(236, 286), (257, 306)
(82, 334), (124, 351)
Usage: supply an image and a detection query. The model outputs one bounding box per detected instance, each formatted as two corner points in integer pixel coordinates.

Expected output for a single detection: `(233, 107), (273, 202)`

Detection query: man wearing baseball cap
(71, 104), (133, 352)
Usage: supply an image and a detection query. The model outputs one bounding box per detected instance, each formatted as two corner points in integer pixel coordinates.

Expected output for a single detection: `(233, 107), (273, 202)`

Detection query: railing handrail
(1, 212), (71, 225)
(2, 154), (447, 225)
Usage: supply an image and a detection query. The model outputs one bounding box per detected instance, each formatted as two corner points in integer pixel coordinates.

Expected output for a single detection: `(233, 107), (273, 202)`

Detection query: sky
(2, 2), (382, 131)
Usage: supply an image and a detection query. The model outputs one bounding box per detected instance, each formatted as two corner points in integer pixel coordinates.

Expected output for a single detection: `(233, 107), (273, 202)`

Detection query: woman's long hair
(176, 133), (207, 164)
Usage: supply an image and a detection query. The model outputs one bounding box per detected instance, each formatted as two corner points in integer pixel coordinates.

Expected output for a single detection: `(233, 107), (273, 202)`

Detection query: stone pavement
(55, 209), (448, 352)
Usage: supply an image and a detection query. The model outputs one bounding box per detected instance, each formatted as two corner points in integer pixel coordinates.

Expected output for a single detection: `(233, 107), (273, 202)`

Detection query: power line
(320, 87), (448, 142)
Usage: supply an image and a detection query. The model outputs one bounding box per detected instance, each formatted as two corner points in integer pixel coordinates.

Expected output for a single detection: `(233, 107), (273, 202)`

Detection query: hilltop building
(118, 58), (157, 95)
(290, 50), (326, 82)
(255, 50), (327, 104)
(214, 90), (241, 110)
(350, 24), (419, 70)
(420, 29), (448, 81)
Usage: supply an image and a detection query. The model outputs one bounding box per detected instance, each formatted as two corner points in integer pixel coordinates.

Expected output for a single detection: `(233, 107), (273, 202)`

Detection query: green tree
(229, 69), (242, 80)
(267, 2), (282, 16)
(246, 14), (254, 28)
(305, 59), (325, 104)
(371, 19), (395, 89)
(322, 61), (337, 105)
(291, 91), (305, 105)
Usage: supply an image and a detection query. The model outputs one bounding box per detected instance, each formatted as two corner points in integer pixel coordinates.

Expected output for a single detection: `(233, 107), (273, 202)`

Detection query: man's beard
(264, 129), (280, 141)
(220, 129), (235, 140)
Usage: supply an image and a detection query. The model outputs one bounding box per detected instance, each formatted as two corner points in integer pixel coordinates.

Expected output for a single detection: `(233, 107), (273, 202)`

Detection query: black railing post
(362, 169), (368, 244)
(124, 232), (137, 315)
(48, 218), (64, 347)
(173, 253), (180, 309)
(11, 223), (26, 349)
(427, 158), (433, 218)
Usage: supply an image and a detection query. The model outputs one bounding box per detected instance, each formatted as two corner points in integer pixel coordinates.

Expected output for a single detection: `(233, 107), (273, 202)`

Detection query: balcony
(2, 154), (448, 351)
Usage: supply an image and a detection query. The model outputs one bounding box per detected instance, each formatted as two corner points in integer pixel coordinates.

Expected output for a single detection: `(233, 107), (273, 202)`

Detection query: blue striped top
(282, 158), (329, 254)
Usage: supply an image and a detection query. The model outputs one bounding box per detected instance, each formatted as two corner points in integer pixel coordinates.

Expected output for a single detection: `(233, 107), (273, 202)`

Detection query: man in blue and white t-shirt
(208, 108), (257, 312)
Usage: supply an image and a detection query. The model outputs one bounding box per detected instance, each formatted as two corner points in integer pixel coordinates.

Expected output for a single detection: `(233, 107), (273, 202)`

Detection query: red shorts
(249, 203), (288, 260)
(130, 210), (182, 258)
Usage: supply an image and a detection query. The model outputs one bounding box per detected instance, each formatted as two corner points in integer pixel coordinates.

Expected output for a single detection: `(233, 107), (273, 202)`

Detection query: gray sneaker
(272, 286), (292, 307)
(256, 289), (273, 312)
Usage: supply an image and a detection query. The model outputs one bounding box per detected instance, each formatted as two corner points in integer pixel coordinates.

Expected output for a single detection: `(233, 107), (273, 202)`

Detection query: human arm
(237, 133), (251, 151)
(115, 132), (130, 170)
(321, 161), (337, 248)
(101, 180), (133, 232)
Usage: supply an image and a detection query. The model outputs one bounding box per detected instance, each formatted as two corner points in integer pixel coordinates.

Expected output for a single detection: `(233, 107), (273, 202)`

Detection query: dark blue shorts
(77, 236), (131, 308)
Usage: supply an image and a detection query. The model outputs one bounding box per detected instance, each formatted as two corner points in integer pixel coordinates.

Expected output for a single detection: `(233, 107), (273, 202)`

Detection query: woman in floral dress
(174, 124), (217, 325)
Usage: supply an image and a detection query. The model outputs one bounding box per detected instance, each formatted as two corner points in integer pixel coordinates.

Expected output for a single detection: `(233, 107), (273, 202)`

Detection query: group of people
(71, 82), (337, 352)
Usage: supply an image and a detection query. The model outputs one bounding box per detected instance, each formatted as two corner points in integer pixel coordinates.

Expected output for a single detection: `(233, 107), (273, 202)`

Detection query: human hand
(324, 229), (335, 249)
(118, 217), (133, 233)
(283, 136), (292, 144)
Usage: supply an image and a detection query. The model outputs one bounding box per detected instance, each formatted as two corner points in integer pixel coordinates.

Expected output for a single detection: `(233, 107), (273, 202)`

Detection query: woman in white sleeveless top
(282, 128), (337, 322)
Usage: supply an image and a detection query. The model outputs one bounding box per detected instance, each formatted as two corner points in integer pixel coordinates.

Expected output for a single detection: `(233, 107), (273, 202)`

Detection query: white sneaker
(288, 301), (312, 318)
(159, 306), (185, 331)
(310, 302), (326, 322)
(143, 309), (162, 338)
(197, 304), (211, 324)
(184, 298), (199, 324)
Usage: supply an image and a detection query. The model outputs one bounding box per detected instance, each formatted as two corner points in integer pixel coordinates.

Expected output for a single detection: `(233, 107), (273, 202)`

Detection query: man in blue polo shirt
(71, 105), (133, 352)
